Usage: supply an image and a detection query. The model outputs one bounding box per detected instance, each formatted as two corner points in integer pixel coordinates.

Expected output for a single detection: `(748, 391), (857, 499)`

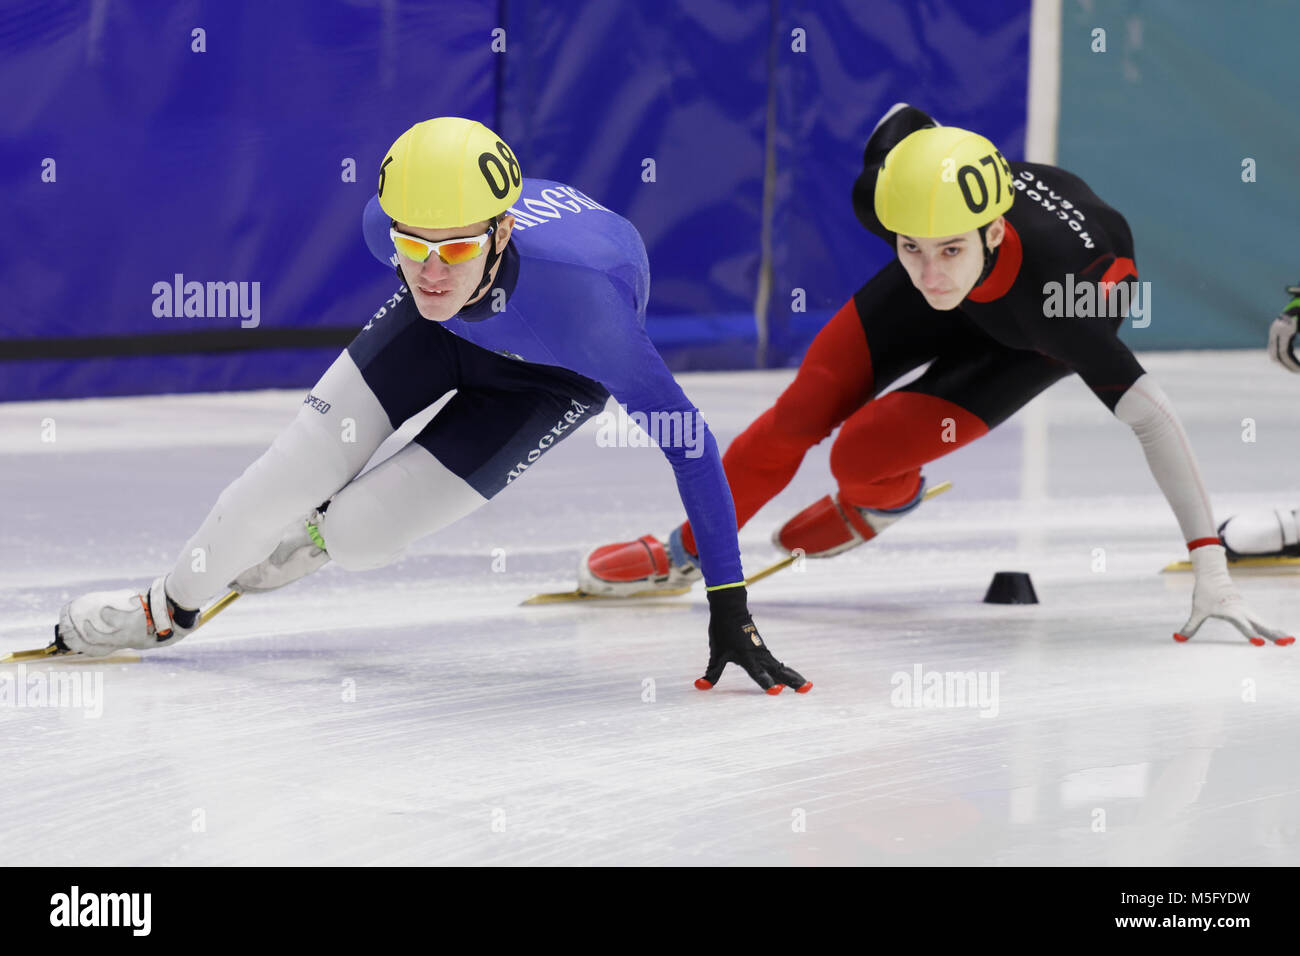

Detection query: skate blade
(0, 645), (71, 664)
(1161, 556), (1300, 573)
(0, 646), (142, 664)
(521, 586), (694, 605)
(922, 480), (954, 501)
(58, 652), (142, 665)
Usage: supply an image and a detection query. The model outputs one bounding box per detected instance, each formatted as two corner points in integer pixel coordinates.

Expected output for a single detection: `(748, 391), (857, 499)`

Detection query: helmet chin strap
(469, 226), (502, 302)
(974, 222), (998, 287)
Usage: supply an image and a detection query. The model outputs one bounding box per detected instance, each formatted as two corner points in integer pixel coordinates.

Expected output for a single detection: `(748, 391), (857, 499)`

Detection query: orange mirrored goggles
(389, 223), (495, 265)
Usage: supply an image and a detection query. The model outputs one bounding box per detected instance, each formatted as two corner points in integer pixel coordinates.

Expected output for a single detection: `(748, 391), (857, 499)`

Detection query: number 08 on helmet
(874, 126), (1014, 238)
(377, 116), (523, 230)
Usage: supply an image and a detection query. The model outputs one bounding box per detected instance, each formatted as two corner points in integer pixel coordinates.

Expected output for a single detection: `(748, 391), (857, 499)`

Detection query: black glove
(697, 586), (811, 694)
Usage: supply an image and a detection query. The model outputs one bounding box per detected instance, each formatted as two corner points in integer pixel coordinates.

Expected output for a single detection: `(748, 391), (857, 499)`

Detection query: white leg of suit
(166, 351), (396, 609)
(315, 442), (489, 571)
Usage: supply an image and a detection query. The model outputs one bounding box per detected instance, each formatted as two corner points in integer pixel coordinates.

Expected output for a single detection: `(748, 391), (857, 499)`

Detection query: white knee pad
(317, 444), (488, 571)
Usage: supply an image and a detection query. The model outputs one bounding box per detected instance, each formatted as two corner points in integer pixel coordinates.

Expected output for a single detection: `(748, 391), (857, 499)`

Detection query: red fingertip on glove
(695, 678), (815, 692)
(1174, 632), (1289, 646)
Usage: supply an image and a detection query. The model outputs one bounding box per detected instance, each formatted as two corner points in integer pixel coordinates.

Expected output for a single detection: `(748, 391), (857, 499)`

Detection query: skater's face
(896, 218), (1004, 311)
(394, 215), (516, 321)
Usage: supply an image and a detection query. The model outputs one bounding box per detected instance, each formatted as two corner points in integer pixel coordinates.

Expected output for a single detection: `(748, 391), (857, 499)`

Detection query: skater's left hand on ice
(1176, 544), (1295, 646)
(696, 585), (812, 694)
(1267, 287), (1300, 373)
(230, 510), (330, 592)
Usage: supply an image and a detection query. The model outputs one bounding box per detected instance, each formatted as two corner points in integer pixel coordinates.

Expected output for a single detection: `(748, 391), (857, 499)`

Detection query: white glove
(1268, 313), (1300, 373)
(1175, 545), (1295, 646)
(229, 512), (329, 593)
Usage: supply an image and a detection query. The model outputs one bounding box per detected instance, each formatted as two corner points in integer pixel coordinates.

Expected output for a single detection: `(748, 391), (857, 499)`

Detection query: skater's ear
(984, 217), (1006, 251)
(494, 213), (516, 250)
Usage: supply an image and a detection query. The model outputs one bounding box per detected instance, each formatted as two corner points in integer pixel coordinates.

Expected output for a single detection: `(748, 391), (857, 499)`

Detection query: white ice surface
(1, 350), (1297, 865)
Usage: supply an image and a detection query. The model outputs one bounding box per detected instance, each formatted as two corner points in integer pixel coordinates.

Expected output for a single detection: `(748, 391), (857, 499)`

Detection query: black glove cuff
(706, 585), (750, 617)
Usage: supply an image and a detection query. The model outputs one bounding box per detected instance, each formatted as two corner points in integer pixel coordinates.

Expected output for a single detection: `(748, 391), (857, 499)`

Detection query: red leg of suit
(678, 301), (989, 554)
(830, 391), (987, 510)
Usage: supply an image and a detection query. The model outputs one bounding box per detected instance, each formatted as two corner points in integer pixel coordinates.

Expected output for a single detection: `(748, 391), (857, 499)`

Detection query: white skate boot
(1218, 507), (1300, 560)
(57, 575), (199, 657)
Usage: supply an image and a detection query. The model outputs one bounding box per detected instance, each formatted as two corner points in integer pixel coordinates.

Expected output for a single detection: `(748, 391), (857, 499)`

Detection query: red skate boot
(774, 478), (929, 558)
(578, 526), (702, 596)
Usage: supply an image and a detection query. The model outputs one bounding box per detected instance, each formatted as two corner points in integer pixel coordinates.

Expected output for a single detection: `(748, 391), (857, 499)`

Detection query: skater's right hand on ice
(697, 585), (812, 694)
(1175, 545), (1295, 647)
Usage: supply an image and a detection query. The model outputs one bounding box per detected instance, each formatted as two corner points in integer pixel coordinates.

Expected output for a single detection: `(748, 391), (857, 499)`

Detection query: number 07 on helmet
(874, 126), (1014, 237)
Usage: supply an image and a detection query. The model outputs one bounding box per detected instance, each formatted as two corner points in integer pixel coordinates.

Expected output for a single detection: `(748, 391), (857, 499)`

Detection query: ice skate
(571, 526), (701, 598)
(55, 576), (200, 658)
(773, 478), (944, 558)
(579, 525), (702, 596)
(1218, 507), (1300, 561)
(521, 527), (701, 604)
(1163, 508), (1300, 572)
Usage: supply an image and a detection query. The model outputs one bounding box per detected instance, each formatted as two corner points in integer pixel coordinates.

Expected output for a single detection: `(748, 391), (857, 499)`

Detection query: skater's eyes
(899, 242), (963, 257)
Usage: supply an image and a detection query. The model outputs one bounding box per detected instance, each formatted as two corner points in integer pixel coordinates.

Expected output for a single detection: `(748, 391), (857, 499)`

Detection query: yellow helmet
(377, 117), (523, 228)
(874, 126), (1013, 237)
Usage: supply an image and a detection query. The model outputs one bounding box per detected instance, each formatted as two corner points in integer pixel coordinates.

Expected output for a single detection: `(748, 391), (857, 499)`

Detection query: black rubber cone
(983, 571), (1038, 604)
